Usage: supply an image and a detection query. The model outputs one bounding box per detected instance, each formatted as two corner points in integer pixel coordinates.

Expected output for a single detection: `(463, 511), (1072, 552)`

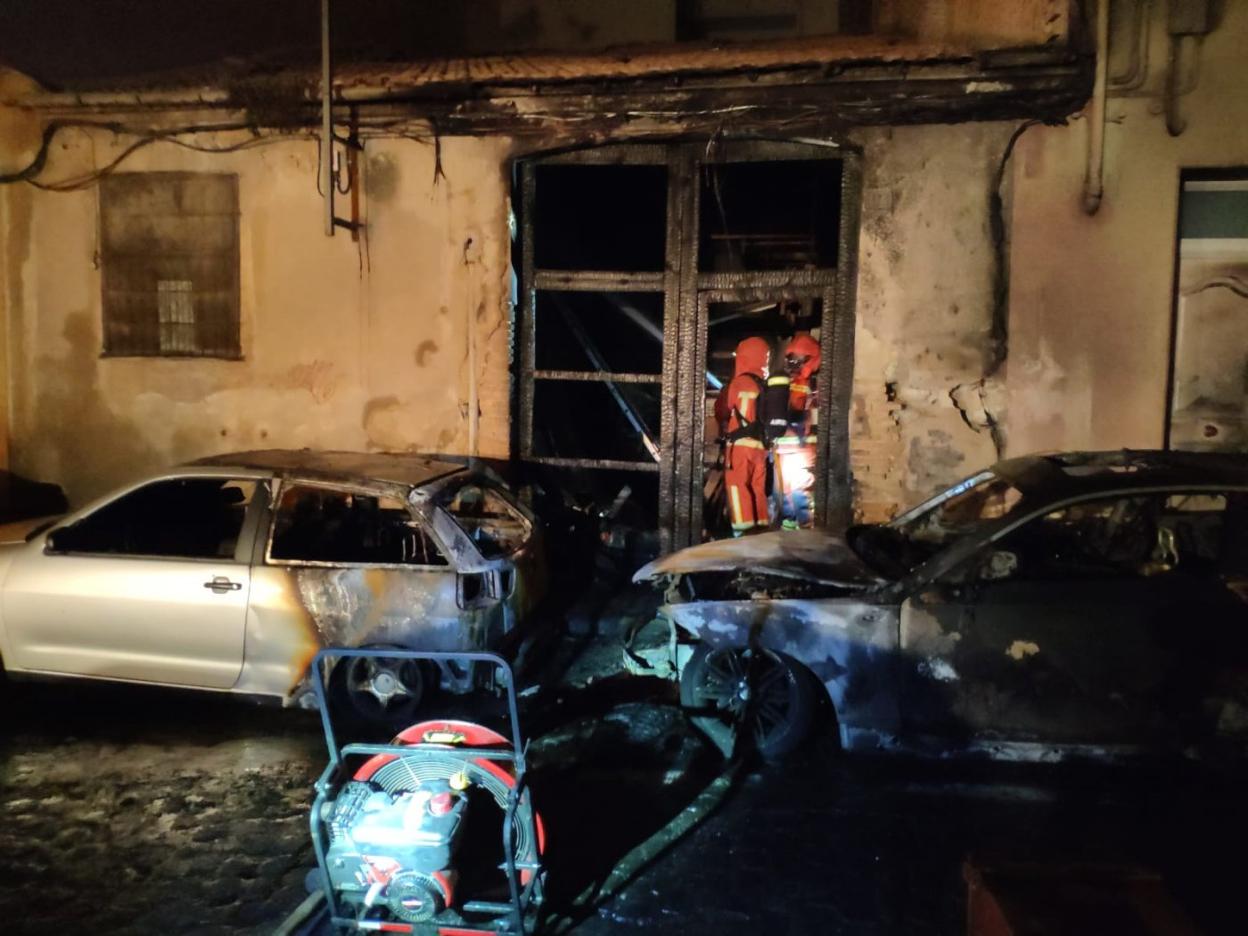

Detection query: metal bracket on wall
(320, 0), (361, 238)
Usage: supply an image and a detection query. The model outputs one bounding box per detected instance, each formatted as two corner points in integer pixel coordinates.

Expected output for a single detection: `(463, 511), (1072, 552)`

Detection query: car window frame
(435, 477), (533, 561)
(263, 477), (453, 571)
(907, 483), (1248, 591)
(43, 471), (270, 564)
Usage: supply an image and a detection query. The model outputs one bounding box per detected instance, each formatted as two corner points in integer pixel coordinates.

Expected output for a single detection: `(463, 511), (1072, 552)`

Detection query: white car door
(2, 475), (260, 689)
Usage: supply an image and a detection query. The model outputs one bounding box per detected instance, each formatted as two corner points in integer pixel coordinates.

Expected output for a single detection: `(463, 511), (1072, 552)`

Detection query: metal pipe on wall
(321, 0), (334, 236)
(1082, 0), (1110, 215)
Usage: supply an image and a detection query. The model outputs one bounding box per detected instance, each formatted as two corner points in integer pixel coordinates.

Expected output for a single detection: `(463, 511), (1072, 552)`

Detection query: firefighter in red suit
(715, 336), (771, 535)
(776, 332), (822, 528)
(784, 333), (821, 422)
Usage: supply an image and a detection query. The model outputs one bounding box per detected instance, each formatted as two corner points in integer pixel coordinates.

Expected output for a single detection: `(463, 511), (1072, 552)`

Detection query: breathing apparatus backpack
(723, 373), (792, 446)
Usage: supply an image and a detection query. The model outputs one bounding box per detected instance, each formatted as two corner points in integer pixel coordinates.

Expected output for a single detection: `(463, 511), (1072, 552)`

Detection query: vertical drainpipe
(1082, 0), (1109, 215)
(321, 0), (334, 236)
(468, 255), (479, 457)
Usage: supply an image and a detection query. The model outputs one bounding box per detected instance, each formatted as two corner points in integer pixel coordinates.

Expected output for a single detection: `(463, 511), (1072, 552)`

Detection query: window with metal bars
(100, 172), (241, 358)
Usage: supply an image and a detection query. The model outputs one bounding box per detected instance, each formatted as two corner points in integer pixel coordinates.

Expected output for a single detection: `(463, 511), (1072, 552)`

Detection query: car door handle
(203, 576), (242, 593)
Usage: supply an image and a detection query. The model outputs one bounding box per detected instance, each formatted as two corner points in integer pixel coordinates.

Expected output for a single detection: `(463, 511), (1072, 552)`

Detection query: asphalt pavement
(2, 639), (1245, 935)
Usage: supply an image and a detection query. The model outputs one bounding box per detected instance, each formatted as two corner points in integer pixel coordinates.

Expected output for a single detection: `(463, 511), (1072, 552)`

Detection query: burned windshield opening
(854, 473), (1029, 574)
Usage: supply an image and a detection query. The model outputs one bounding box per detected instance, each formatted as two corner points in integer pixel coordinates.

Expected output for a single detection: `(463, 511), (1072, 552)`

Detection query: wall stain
(30, 311), (159, 503)
(414, 340), (438, 367)
(363, 395), (405, 450)
(280, 360), (337, 403)
(366, 151), (400, 204)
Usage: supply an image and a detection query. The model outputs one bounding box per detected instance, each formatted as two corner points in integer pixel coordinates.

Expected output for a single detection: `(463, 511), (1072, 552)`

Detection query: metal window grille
(100, 173), (241, 358)
(157, 280), (196, 353)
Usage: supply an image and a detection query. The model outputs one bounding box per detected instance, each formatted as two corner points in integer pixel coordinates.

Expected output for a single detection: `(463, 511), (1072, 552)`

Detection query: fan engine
(319, 719), (544, 928)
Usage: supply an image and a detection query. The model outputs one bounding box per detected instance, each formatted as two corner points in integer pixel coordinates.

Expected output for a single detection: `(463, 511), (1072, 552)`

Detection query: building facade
(1, 0), (1244, 550)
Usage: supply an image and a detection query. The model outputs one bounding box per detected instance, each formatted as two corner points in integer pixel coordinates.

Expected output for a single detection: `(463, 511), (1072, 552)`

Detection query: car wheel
(330, 653), (433, 729)
(679, 644), (816, 761)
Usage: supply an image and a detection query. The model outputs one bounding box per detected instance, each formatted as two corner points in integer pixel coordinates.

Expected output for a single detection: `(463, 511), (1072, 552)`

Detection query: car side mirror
(45, 527), (71, 553)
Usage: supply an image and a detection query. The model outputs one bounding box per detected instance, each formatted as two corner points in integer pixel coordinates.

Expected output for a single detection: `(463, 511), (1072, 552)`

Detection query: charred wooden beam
(24, 46), (1092, 140)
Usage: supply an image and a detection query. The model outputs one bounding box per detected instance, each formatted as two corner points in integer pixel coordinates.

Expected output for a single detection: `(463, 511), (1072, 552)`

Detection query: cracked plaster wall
(848, 122), (1008, 522)
(1, 129), (515, 503)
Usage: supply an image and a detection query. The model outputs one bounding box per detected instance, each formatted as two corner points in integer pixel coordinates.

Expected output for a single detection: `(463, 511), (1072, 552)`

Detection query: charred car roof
(188, 450), (467, 489)
(991, 450), (1248, 504)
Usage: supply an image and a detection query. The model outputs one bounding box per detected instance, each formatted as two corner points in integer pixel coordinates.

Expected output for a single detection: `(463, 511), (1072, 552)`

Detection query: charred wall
(847, 122), (1008, 522)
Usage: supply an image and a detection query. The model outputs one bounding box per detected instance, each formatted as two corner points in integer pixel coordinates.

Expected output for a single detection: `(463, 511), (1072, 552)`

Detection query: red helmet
(733, 336), (770, 378)
(784, 333), (821, 380)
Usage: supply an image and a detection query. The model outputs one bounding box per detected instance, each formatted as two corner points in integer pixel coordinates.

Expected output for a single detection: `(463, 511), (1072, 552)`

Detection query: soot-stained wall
(848, 122), (1009, 521)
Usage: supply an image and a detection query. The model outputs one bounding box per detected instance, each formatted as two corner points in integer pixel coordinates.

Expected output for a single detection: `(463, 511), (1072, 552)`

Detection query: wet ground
(2, 637), (1246, 935)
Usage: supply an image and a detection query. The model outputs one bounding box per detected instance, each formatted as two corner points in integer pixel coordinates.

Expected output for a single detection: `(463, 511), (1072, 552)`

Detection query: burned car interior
(271, 485), (448, 567)
(964, 491), (1248, 583)
(442, 483), (531, 560)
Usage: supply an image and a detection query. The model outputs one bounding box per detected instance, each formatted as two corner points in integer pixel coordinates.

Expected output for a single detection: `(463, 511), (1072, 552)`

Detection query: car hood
(632, 529), (886, 589)
(0, 514), (60, 544)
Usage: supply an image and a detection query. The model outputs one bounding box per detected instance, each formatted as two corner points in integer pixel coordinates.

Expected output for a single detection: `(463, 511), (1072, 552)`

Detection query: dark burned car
(635, 451), (1248, 761)
(0, 451), (546, 725)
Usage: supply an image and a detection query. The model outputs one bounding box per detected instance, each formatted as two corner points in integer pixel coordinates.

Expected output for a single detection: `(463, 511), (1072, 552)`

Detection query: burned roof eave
(14, 44), (1093, 137)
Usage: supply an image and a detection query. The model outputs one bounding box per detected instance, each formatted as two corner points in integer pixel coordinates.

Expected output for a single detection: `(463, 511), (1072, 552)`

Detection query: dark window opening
(534, 291), (664, 374)
(699, 160), (841, 271)
(532, 379), (661, 464)
(270, 485), (446, 566)
(48, 478), (255, 560)
(100, 172), (240, 358)
(534, 164), (668, 271)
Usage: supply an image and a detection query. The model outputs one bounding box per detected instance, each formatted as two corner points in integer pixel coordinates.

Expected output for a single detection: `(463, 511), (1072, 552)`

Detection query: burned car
(635, 451), (1248, 762)
(0, 451), (546, 724)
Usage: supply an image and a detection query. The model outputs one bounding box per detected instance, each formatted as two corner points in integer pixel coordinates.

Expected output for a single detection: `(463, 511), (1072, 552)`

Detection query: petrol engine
(324, 776), (468, 923)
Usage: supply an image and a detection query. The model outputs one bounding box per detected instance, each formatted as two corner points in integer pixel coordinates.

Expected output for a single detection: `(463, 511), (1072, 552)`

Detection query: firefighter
(778, 333), (822, 529)
(784, 332), (822, 425)
(715, 336), (771, 535)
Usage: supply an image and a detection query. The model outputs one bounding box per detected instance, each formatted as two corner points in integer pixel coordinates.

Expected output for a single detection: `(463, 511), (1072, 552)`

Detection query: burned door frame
(1165, 169), (1248, 453)
(516, 140), (861, 552)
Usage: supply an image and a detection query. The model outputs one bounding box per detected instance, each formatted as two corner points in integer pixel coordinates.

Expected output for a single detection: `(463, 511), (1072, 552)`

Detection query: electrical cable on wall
(0, 118), (310, 192)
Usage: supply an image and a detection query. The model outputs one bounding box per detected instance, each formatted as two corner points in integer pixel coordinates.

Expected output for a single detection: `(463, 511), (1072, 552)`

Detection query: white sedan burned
(0, 451), (546, 724)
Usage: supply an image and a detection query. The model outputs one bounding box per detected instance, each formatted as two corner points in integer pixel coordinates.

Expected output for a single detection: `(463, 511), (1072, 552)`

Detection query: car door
(436, 479), (542, 648)
(259, 481), (468, 650)
(901, 491), (1244, 751)
(2, 474), (260, 689)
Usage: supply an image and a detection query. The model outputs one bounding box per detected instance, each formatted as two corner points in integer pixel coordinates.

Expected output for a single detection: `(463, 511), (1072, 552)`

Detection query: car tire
(328, 651), (436, 732)
(679, 644), (816, 762)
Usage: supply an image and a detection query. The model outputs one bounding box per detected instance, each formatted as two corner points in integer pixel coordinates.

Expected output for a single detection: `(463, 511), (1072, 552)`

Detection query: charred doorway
(515, 141), (860, 552)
